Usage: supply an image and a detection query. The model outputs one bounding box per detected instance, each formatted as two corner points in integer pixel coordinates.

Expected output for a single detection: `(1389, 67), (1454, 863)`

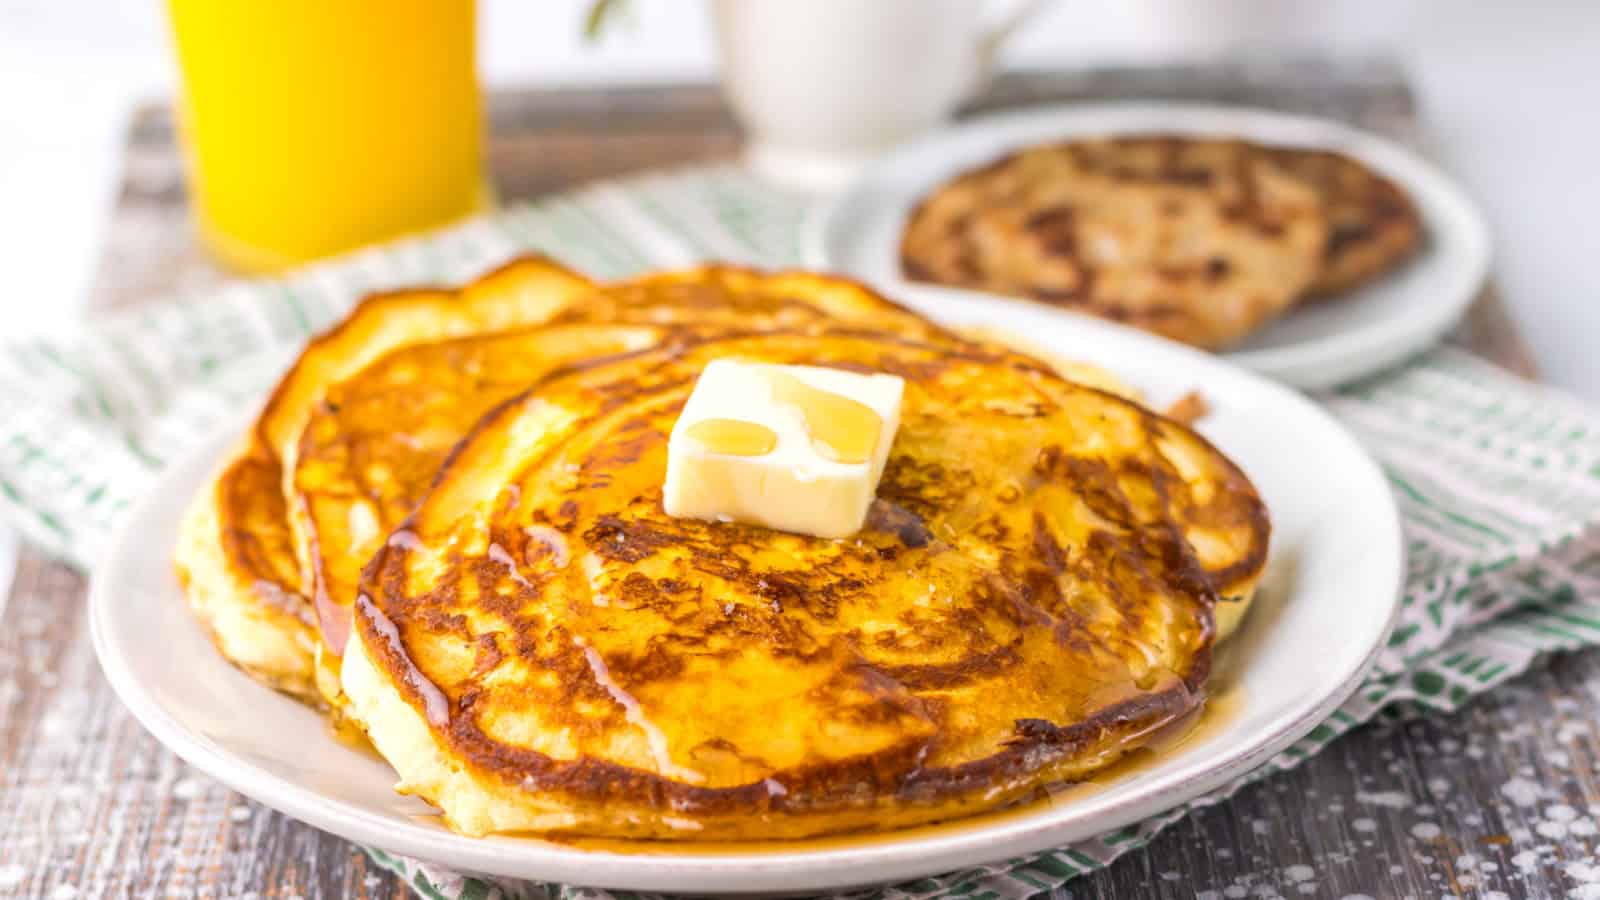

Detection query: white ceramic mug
(711, 0), (1050, 191)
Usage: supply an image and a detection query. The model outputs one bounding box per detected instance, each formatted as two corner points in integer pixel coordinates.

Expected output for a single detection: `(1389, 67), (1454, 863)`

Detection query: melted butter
(514, 682), (1245, 856)
(768, 371), (881, 464)
(684, 418), (778, 457)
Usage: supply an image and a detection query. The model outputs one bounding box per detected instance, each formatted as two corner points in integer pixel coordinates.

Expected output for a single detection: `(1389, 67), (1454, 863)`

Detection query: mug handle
(967, 0), (1055, 101)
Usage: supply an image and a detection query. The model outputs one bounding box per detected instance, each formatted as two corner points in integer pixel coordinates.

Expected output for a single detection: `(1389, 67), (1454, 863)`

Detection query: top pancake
(900, 136), (1329, 349)
(341, 330), (1270, 839)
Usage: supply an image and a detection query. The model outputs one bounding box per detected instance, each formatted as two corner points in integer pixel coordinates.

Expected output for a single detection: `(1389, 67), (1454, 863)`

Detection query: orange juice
(167, 0), (490, 272)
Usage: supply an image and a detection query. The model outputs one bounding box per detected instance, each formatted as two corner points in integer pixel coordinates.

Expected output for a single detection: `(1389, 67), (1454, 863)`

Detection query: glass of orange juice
(166, 0), (491, 272)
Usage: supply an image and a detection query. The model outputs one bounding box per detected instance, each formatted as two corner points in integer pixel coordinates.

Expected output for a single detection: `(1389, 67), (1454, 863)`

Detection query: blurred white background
(1, 0), (1597, 400)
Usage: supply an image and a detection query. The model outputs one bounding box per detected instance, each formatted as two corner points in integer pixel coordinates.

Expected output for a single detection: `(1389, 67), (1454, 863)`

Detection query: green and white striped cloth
(4, 166), (1600, 900)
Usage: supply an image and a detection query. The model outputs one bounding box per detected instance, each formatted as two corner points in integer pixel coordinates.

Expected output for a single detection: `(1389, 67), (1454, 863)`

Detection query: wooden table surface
(2, 59), (1590, 899)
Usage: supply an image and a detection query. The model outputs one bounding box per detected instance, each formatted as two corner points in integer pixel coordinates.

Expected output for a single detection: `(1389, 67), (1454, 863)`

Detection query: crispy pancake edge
(174, 442), (322, 703)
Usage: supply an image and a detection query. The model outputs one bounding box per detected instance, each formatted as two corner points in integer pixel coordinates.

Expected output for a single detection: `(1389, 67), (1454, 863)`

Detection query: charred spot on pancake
(584, 513), (676, 563)
(472, 633), (505, 675)
(865, 500), (933, 549)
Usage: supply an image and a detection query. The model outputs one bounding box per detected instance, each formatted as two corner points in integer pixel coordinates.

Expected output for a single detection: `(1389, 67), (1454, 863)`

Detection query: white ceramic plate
(92, 294), (1403, 895)
(803, 103), (1491, 389)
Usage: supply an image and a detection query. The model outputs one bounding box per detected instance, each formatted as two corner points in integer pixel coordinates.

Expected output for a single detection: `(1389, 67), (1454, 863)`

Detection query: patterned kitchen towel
(3, 165), (1599, 900)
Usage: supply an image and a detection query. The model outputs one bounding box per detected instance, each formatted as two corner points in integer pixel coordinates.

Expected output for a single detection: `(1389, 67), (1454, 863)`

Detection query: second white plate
(804, 102), (1491, 389)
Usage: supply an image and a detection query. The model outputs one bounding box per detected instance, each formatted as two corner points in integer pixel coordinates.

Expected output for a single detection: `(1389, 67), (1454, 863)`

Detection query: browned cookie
(901, 137), (1329, 350)
(1263, 147), (1423, 298)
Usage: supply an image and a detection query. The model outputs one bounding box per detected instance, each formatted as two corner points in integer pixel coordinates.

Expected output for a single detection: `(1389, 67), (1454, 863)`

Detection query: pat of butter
(663, 360), (904, 539)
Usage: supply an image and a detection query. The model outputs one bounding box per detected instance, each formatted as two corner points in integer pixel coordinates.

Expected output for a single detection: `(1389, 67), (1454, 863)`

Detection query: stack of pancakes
(176, 260), (1269, 839)
(900, 136), (1423, 349)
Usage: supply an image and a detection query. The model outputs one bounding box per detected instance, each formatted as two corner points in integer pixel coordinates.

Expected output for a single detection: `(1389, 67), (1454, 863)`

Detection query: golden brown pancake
(288, 267), (946, 710)
(341, 330), (1270, 839)
(900, 136), (1328, 350)
(1263, 147), (1422, 297)
(175, 257), (597, 705)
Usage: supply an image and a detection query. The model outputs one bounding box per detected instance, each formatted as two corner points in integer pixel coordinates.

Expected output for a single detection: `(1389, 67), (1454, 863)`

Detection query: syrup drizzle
(487, 542), (534, 590)
(683, 418), (778, 457)
(358, 595), (450, 728)
(768, 370), (882, 464)
(575, 637), (705, 784)
(524, 524), (571, 568)
(387, 529), (425, 551)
